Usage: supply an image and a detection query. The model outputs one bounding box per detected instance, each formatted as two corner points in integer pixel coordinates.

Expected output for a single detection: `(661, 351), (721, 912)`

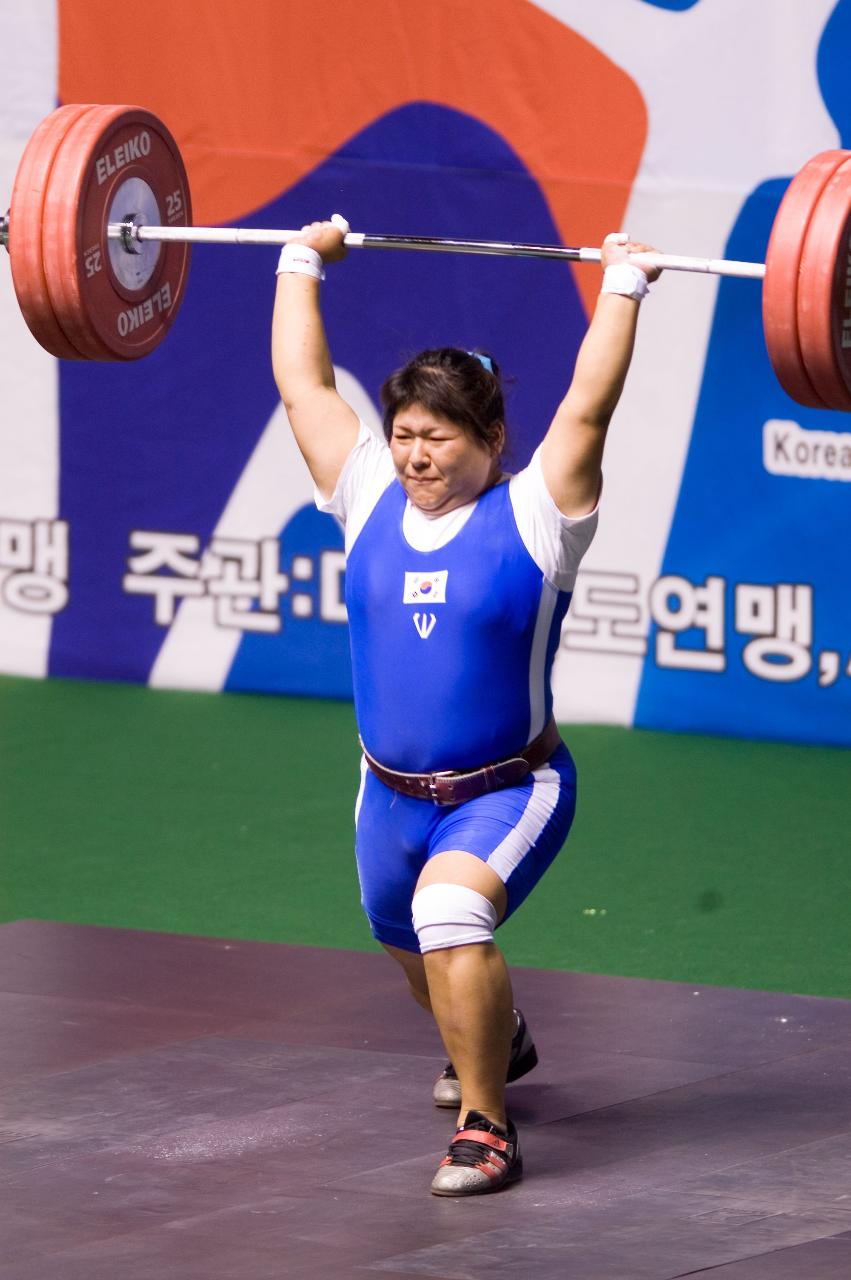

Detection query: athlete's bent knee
(411, 883), (498, 954)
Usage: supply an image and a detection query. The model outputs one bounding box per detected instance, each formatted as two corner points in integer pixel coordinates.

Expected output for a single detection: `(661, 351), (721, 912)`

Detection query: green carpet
(1, 674), (848, 998)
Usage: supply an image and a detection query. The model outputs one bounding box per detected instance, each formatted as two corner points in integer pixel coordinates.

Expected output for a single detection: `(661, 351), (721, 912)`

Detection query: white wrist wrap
(601, 263), (649, 301)
(276, 243), (325, 280)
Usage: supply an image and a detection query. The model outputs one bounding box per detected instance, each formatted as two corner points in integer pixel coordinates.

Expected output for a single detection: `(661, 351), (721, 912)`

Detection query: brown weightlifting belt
(361, 718), (562, 806)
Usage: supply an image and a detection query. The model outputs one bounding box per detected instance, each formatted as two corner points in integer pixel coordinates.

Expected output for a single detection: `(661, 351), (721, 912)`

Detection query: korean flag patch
(403, 570), (448, 604)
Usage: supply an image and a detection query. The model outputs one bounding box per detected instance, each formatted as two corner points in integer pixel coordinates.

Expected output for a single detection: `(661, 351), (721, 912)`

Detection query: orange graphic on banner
(59, 0), (646, 316)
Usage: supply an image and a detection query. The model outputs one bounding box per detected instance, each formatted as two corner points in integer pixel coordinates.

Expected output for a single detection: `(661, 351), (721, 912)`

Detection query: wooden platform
(2, 920), (851, 1278)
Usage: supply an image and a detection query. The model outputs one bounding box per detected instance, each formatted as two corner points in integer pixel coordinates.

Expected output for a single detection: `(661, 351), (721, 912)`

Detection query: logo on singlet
(403, 570), (448, 603)
(413, 612), (437, 639)
(404, 570), (446, 639)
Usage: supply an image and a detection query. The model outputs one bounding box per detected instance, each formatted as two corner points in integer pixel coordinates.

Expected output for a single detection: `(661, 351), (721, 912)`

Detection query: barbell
(3, 103), (851, 411)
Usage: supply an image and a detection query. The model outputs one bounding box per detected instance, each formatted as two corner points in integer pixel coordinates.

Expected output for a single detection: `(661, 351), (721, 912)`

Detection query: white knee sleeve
(411, 883), (498, 954)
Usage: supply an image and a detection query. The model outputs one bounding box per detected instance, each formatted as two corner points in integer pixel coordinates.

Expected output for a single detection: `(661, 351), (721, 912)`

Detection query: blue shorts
(354, 743), (578, 953)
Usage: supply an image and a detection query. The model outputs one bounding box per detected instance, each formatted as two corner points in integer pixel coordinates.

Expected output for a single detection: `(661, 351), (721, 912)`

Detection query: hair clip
(467, 351), (494, 373)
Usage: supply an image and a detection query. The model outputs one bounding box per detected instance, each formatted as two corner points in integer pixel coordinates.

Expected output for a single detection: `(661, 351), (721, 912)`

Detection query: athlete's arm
(271, 220), (360, 501)
(540, 236), (660, 517)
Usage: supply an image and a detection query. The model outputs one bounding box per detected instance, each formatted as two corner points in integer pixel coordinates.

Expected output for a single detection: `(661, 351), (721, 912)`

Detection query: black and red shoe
(430, 1110), (523, 1196)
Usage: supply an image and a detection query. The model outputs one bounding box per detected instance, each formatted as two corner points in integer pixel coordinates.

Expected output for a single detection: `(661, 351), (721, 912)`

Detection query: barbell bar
(111, 219), (767, 280)
(3, 103), (851, 411)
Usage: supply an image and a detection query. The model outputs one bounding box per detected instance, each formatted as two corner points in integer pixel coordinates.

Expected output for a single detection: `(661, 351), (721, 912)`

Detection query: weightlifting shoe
(432, 1009), (537, 1107)
(430, 1110), (522, 1196)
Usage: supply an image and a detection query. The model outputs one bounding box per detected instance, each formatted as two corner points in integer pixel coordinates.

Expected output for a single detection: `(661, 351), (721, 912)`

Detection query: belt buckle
(428, 770), (458, 805)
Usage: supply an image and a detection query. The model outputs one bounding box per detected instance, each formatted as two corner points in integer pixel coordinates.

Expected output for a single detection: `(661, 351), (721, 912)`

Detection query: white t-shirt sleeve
(508, 445), (599, 590)
(315, 420), (396, 554)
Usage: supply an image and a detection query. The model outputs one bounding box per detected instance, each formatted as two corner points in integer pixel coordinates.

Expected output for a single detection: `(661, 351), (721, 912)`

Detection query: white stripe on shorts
(486, 766), (561, 883)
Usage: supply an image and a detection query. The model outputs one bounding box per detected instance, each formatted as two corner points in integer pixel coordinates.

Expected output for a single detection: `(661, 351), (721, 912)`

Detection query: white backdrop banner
(1, 0), (849, 747)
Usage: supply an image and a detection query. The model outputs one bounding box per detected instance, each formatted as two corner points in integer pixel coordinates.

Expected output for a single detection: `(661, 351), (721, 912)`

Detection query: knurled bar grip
(113, 222), (767, 280)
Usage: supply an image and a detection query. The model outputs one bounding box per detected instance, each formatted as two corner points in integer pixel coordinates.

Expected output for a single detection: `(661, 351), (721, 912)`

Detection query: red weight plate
(42, 104), (192, 361)
(762, 150), (850, 409)
(9, 103), (98, 359)
(797, 154), (851, 411)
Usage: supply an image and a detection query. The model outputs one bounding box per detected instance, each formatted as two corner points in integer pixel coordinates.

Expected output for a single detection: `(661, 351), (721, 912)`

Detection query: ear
(489, 422), (506, 457)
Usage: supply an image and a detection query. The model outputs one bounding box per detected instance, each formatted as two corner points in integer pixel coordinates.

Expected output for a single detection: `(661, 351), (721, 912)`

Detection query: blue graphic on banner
(635, 1), (851, 746)
(52, 103), (586, 693)
(53, 246), (281, 683)
(818, 0), (851, 143)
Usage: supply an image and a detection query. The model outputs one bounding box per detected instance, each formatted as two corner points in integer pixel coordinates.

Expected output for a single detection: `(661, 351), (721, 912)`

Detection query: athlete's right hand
(292, 215), (349, 264)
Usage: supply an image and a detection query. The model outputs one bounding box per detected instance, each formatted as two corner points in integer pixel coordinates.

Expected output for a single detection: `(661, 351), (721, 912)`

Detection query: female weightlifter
(271, 222), (658, 1196)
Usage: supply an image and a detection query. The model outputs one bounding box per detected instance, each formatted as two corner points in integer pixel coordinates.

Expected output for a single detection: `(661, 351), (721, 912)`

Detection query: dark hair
(380, 348), (506, 452)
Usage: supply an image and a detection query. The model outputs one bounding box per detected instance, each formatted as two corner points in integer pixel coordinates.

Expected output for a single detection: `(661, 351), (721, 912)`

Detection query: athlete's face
(390, 404), (503, 516)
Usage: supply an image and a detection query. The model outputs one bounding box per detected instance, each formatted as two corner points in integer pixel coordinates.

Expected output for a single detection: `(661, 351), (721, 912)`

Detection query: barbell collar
(112, 220), (766, 280)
